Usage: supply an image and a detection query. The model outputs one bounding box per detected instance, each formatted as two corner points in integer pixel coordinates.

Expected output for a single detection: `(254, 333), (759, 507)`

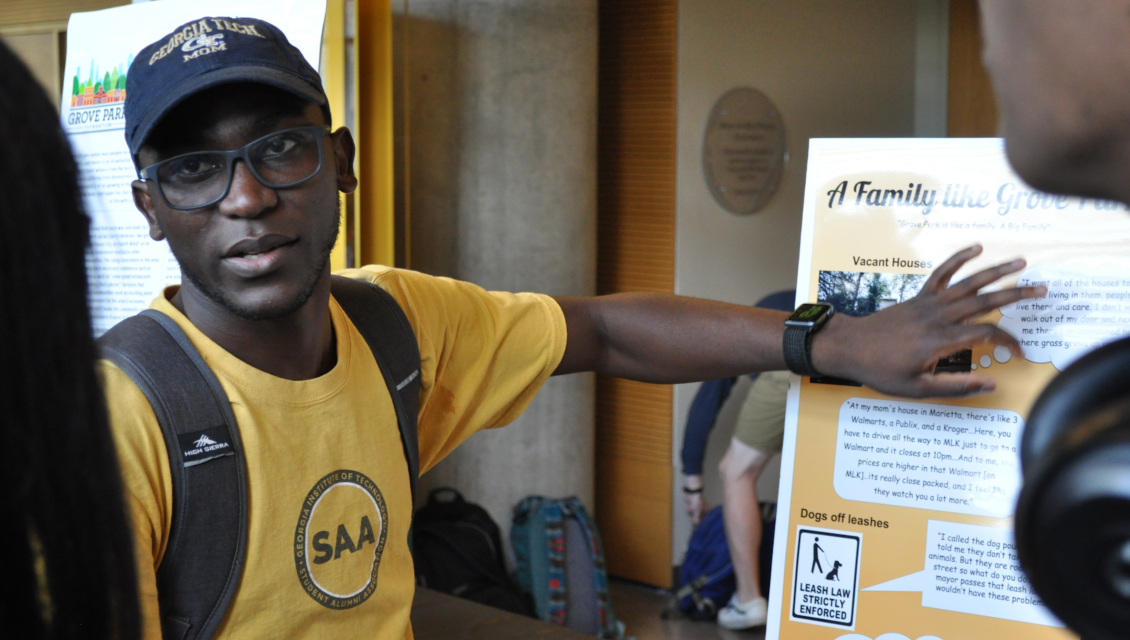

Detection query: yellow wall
(356, 0), (395, 268)
(324, 0), (394, 270)
(322, 0), (349, 271)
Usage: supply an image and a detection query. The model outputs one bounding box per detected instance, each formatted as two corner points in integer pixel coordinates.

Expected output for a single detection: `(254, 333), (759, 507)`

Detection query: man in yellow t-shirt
(110, 17), (1044, 640)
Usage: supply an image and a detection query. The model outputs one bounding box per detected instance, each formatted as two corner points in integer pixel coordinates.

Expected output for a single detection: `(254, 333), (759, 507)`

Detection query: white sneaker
(716, 595), (768, 630)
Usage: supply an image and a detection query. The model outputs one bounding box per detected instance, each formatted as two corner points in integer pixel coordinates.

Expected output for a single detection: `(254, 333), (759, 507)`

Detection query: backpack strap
(540, 500), (569, 626)
(329, 275), (422, 514)
(97, 277), (420, 640)
(98, 310), (247, 640)
(563, 499), (619, 638)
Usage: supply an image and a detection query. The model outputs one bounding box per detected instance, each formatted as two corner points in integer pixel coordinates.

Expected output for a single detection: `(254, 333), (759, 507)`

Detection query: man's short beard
(180, 204), (341, 322)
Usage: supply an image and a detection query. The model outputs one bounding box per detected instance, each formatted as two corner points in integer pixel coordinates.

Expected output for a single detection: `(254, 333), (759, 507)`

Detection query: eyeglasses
(141, 125), (332, 210)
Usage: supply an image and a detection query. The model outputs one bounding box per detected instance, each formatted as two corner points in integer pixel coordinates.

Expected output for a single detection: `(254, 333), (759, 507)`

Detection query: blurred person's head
(981, 5), (1130, 638)
(981, 1), (1130, 204)
(124, 18), (356, 323)
(0, 42), (140, 638)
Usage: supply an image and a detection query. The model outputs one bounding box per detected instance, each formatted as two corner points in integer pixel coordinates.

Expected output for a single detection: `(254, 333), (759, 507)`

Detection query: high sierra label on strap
(177, 426), (236, 467)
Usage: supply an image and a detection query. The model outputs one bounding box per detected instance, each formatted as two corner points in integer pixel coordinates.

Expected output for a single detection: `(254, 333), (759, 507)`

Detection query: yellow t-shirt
(102, 266), (567, 639)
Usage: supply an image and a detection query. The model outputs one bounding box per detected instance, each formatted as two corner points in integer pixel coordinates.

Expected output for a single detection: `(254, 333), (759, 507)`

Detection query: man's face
(980, 1), (1130, 203)
(132, 83), (356, 321)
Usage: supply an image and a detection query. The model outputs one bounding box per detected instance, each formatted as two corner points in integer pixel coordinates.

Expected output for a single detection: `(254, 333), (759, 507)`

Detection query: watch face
(786, 303), (832, 327)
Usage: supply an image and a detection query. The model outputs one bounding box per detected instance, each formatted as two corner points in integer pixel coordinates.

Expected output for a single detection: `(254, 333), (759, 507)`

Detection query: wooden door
(947, 0), (997, 137)
(595, 0), (677, 588)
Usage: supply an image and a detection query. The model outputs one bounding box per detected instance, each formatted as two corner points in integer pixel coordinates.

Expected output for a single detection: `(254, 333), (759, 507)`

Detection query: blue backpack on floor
(675, 506), (736, 619)
(511, 496), (625, 638)
(675, 503), (776, 620)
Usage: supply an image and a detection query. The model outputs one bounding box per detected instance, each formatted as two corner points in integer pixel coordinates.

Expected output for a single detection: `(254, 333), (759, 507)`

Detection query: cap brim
(128, 65), (327, 156)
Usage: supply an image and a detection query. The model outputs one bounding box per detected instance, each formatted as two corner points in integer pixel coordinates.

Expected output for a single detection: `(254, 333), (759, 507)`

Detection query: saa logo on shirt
(294, 469), (388, 609)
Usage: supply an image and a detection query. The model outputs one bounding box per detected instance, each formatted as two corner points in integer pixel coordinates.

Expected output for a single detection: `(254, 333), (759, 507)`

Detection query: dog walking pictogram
(811, 536), (843, 581)
(811, 537), (833, 575)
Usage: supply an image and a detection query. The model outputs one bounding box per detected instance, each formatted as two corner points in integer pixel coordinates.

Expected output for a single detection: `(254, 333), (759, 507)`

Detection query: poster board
(61, 0), (327, 336)
(768, 138), (1130, 640)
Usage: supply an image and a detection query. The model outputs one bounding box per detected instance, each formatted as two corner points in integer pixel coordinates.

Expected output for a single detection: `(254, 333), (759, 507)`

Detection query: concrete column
(394, 0), (597, 552)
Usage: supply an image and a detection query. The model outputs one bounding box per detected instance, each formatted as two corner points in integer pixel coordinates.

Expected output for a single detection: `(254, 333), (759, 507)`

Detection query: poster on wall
(61, 0), (327, 336)
(767, 138), (1130, 640)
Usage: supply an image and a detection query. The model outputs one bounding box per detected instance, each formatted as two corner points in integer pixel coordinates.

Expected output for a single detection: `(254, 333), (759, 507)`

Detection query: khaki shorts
(733, 370), (790, 455)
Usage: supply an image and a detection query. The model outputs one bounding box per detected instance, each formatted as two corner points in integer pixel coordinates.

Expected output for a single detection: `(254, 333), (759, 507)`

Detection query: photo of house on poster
(766, 138), (1130, 640)
(61, 0), (327, 336)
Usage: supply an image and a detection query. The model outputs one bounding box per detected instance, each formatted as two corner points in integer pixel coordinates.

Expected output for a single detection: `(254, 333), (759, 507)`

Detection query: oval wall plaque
(702, 87), (787, 215)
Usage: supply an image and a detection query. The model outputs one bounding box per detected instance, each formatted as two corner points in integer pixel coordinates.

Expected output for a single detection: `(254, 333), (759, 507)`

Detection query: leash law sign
(791, 527), (861, 629)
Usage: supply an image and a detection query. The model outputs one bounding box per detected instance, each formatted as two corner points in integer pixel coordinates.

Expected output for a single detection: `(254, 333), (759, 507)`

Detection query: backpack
(412, 488), (534, 616)
(97, 276), (421, 640)
(673, 503), (776, 620)
(511, 496), (625, 638)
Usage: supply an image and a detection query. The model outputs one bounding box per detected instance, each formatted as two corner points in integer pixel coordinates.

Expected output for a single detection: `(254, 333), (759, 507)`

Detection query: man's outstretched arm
(552, 245), (1047, 398)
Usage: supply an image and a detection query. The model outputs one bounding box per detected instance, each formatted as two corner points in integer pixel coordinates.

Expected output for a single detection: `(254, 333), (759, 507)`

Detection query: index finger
(936, 258), (1027, 303)
(921, 244), (983, 294)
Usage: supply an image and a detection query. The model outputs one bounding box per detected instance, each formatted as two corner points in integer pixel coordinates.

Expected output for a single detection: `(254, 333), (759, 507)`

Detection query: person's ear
(331, 127), (358, 194)
(131, 179), (166, 241)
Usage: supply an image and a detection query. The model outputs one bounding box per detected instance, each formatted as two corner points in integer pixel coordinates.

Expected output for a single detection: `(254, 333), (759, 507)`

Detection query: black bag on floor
(412, 488), (534, 616)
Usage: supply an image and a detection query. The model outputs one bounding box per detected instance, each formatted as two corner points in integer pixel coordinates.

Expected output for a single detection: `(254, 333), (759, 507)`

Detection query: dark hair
(0, 42), (140, 639)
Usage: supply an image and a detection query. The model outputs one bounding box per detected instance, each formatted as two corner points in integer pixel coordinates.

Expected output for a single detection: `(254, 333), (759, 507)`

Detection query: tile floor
(610, 580), (767, 640)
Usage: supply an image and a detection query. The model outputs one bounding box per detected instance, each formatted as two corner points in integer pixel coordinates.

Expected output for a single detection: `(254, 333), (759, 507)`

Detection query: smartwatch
(783, 303), (835, 377)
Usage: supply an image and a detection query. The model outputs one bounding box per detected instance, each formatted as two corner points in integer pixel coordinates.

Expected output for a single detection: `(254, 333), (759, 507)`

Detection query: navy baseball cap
(124, 16), (329, 162)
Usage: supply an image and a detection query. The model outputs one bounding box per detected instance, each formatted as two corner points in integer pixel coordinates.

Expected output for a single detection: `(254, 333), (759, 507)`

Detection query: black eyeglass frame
(139, 124), (333, 211)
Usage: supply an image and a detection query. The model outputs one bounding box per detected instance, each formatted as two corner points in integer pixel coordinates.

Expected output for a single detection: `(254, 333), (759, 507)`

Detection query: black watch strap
(783, 325), (819, 377)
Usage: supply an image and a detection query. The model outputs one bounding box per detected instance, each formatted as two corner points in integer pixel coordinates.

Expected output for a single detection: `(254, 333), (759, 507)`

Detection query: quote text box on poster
(999, 264), (1130, 371)
(833, 398), (1022, 518)
(862, 521), (1061, 627)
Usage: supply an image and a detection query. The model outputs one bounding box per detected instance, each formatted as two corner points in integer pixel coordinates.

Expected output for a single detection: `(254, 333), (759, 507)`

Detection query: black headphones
(1016, 336), (1130, 640)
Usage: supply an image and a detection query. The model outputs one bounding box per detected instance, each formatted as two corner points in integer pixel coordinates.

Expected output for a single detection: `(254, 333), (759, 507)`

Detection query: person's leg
(719, 437), (772, 603)
(716, 370), (788, 630)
